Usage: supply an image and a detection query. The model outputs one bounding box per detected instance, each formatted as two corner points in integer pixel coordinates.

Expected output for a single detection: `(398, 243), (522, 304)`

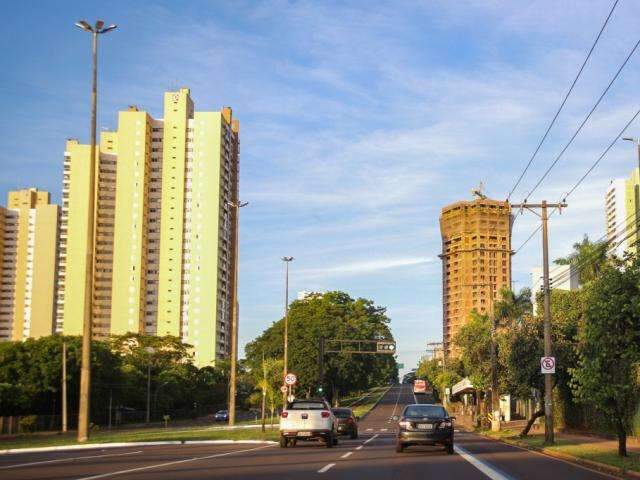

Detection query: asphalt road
(1, 384), (617, 480)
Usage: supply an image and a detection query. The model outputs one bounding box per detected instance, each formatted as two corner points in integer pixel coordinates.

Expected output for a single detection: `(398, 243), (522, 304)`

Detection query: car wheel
(395, 441), (404, 453)
(446, 443), (454, 455)
(279, 436), (288, 448)
(333, 436), (339, 446)
(326, 433), (334, 448)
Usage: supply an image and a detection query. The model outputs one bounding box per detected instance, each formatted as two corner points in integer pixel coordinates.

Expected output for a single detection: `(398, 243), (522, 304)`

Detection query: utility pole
(74, 19), (117, 443)
(227, 200), (248, 426)
(512, 200), (567, 444)
(282, 257), (294, 405)
(317, 336), (325, 394)
(62, 342), (67, 433)
(145, 347), (155, 424)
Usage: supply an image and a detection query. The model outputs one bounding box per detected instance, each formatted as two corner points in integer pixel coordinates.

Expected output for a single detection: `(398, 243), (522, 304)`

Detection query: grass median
(341, 385), (390, 418)
(0, 425), (280, 451)
(482, 428), (640, 474)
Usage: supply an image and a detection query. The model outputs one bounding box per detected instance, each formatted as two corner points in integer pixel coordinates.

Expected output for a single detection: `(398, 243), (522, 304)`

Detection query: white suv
(279, 398), (338, 448)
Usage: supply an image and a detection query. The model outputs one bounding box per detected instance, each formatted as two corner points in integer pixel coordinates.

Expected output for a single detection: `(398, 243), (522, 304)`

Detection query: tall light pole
(622, 137), (640, 250)
(145, 347), (155, 424)
(282, 256), (294, 404)
(226, 200), (248, 426)
(74, 19), (117, 443)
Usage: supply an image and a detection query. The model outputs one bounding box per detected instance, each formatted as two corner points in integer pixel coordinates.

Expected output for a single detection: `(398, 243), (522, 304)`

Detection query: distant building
(439, 196), (512, 358)
(531, 264), (579, 315)
(0, 189), (59, 341)
(605, 179), (629, 258)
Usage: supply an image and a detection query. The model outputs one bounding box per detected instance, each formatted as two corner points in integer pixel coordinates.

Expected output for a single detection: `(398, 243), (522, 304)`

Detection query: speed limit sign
(284, 373), (297, 386)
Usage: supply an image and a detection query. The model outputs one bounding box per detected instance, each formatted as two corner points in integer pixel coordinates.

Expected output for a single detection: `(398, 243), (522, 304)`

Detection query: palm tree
(254, 356), (282, 432)
(494, 287), (532, 327)
(554, 235), (608, 284)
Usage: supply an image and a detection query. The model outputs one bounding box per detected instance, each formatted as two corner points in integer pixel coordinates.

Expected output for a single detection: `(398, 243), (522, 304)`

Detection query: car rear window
(332, 409), (351, 418)
(289, 401), (326, 410)
(403, 405), (447, 418)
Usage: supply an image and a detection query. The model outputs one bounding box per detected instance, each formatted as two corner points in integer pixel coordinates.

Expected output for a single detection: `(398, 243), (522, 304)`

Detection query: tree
(252, 357), (282, 431)
(244, 291), (398, 401)
(570, 258), (640, 456)
(554, 234), (608, 284)
(454, 311), (492, 417)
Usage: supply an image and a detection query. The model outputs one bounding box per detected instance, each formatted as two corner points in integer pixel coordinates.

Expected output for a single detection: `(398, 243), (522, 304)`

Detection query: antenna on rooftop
(471, 181), (487, 199)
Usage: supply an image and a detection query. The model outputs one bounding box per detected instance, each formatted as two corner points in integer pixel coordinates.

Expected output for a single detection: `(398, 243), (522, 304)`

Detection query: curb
(477, 431), (640, 479)
(0, 439), (277, 455)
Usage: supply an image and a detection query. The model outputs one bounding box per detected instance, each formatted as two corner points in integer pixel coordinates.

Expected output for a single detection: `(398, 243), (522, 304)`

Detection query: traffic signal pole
(512, 200), (566, 445)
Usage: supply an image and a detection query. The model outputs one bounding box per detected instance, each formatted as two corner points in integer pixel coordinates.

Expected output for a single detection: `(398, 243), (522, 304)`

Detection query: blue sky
(2, 0), (640, 375)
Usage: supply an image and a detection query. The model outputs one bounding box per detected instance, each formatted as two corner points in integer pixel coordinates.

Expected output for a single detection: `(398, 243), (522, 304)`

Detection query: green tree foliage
(415, 357), (463, 400)
(244, 292), (398, 401)
(570, 259), (640, 456)
(0, 334), (230, 423)
(454, 311), (492, 392)
(554, 234), (609, 284)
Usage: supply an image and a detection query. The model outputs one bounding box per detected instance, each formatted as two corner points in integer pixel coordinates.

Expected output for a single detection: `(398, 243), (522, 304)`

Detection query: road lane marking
(318, 463), (335, 473)
(454, 444), (514, 480)
(340, 451), (353, 459)
(365, 428), (373, 431)
(380, 428), (387, 432)
(74, 444), (273, 480)
(0, 451), (143, 470)
(363, 434), (379, 444)
(355, 445), (363, 450)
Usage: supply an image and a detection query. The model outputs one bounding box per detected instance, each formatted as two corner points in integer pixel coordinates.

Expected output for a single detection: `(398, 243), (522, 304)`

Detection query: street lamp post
(226, 200), (248, 426)
(74, 19), (117, 443)
(623, 137), (640, 250)
(281, 257), (294, 404)
(145, 347), (155, 424)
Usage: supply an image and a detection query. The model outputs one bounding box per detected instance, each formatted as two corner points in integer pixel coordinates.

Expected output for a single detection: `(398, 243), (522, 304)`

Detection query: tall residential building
(0, 189), (59, 341)
(605, 179), (629, 258)
(624, 168), (640, 255)
(439, 196), (512, 357)
(58, 88), (239, 366)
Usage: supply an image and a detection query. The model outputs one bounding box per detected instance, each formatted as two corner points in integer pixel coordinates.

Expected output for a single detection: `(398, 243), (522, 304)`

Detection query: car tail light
(439, 420), (452, 429)
(347, 417), (354, 424)
(321, 411), (331, 418)
(281, 411), (288, 418)
(398, 420), (411, 429)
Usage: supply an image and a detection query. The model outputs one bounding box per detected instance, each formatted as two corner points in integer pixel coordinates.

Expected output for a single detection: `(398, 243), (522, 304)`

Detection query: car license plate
(417, 423), (433, 430)
(298, 431), (312, 437)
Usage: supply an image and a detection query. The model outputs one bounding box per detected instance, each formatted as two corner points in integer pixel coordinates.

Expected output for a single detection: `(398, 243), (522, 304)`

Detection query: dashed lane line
(0, 451), (143, 470)
(73, 444), (274, 480)
(318, 463), (336, 473)
(341, 452), (353, 459)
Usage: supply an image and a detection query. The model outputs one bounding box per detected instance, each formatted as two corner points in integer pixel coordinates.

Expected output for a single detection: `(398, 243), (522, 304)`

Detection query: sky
(1, 0), (640, 376)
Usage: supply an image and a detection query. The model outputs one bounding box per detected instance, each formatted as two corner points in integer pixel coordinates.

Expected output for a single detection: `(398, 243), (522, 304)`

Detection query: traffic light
(376, 341), (396, 354)
(317, 385), (324, 395)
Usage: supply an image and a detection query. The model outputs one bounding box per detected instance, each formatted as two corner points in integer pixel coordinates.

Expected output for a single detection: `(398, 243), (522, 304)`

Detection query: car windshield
(403, 405), (447, 418)
(289, 401), (326, 410)
(331, 409), (351, 418)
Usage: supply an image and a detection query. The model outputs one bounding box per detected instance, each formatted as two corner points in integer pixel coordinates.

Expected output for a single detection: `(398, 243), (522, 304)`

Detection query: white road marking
(74, 444), (273, 480)
(0, 451), (142, 470)
(363, 434), (379, 444)
(355, 445), (363, 450)
(341, 451), (353, 459)
(365, 428), (373, 431)
(318, 463), (335, 473)
(454, 444), (513, 480)
(380, 428), (388, 432)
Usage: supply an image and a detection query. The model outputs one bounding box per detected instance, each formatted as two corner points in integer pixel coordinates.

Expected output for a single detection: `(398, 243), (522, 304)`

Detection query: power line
(564, 109), (640, 200)
(507, 0), (620, 201)
(523, 36), (640, 202)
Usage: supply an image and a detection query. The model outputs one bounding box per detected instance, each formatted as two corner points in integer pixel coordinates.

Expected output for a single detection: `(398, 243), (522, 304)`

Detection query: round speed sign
(284, 373), (297, 386)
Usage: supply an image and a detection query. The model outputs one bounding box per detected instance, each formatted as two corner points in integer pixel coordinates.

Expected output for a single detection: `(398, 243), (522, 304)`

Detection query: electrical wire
(507, 0), (620, 201)
(522, 36), (640, 202)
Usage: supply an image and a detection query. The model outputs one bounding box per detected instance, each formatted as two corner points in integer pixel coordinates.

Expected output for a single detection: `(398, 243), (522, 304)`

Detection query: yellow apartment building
(58, 88), (239, 366)
(0, 189), (59, 341)
(439, 196), (512, 358)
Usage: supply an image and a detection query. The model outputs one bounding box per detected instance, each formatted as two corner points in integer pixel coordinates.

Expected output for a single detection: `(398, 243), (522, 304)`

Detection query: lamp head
(75, 20), (93, 32)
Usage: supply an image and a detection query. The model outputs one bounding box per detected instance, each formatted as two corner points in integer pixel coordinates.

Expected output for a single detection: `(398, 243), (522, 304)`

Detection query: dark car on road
(214, 409), (229, 422)
(331, 408), (358, 439)
(393, 404), (454, 454)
